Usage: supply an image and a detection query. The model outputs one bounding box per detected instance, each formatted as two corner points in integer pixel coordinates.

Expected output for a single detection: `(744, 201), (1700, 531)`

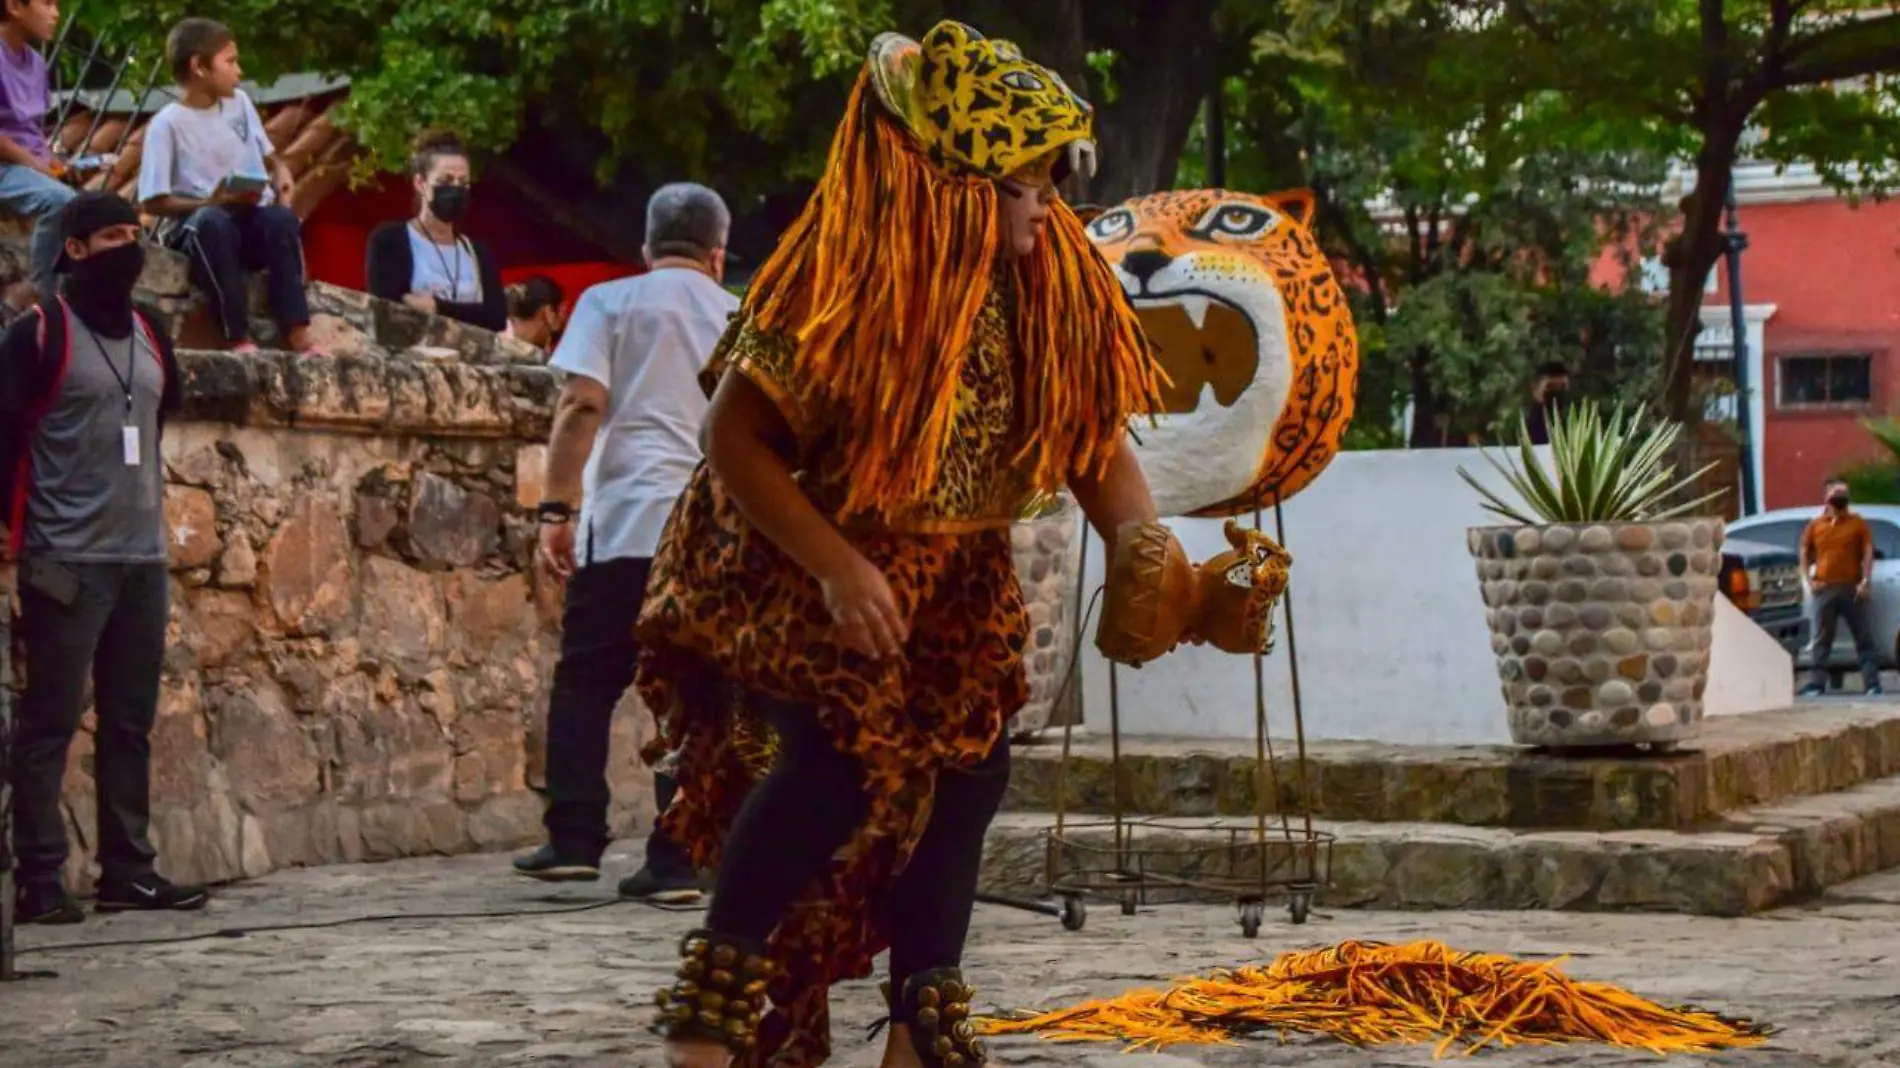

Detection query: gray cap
(646, 182), (730, 260)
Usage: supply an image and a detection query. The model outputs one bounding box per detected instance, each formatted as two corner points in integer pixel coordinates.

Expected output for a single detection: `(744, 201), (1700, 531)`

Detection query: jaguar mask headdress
(740, 20), (1165, 521)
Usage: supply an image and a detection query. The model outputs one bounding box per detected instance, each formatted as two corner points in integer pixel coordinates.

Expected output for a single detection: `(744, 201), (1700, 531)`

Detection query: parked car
(1727, 505), (1900, 675)
(1718, 535), (1807, 659)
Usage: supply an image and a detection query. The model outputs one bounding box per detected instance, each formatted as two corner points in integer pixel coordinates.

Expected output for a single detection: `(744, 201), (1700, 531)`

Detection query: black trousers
(10, 560), (168, 884)
(543, 555), (692, 877)
(703, 693), (1009, 1005)
(169, 204), (311, 345)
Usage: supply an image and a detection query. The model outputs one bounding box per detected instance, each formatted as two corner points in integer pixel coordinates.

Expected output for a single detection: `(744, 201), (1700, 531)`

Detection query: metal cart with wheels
(984, 501), (1331, 937)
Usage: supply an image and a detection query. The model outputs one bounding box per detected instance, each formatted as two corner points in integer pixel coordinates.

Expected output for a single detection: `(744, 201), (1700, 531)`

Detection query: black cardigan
(364, 220), (508, 332)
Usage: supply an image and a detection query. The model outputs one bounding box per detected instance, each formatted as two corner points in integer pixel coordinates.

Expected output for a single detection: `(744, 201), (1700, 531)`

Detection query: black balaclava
(55, 191), (146, 337)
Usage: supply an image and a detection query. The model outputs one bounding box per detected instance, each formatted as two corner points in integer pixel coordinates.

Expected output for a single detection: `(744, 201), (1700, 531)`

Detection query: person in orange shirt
(1799, 477), (1882, 697)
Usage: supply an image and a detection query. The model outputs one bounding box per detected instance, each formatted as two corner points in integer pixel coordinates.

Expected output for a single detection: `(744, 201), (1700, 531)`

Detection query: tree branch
(1777, 12), (1900, 88)
(1502, 0), (1559, 45)
(1697, 0), (1731, 124)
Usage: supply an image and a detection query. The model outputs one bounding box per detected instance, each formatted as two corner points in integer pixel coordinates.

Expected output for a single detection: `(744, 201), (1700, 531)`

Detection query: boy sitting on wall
(0, 0), (76, 309)
(136, 17), (317, 353)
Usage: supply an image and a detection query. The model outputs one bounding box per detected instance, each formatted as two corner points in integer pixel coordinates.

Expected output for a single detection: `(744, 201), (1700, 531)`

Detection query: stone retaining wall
(49, 344), (659, 892)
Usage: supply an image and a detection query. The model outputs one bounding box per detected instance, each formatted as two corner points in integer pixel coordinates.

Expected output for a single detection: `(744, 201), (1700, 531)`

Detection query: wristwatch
(535, 501), (576, 525)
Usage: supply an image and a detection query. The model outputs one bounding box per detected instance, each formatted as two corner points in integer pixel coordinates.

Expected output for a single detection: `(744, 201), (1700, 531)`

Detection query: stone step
(981, 769), (1900, 917)
(1004, 703), (1900, 831)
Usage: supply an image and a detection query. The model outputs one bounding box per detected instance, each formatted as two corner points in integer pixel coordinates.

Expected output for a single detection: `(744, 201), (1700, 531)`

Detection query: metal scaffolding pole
(1722, 176), (1759, 518)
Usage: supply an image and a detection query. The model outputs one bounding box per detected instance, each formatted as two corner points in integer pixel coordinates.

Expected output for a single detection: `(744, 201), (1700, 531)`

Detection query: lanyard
(72, 317), (137, 419)
(414, 222), (466, 301)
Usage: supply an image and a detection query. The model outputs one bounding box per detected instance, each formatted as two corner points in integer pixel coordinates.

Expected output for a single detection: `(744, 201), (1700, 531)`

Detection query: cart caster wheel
(1239, 900), (1263, 938)
(1289, 891), (1312, 925)
(1119, 897), (1137, 917)
(1060, 895), (1087, 932)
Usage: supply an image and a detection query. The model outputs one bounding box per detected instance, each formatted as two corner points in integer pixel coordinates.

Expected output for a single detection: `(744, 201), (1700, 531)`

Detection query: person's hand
(537, 520), (577, 582)
(403, 293), (439, 315)
(1810, 577), (1826, 595)
(273, 178), (295, 205)
(1858, 580), (1871, 601)
(816, 548), (907, 660)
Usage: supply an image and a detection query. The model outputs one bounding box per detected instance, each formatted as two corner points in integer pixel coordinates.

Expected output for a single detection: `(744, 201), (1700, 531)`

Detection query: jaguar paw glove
(1095, 520), (1200, 666)
(1187, 519), (1293, 656)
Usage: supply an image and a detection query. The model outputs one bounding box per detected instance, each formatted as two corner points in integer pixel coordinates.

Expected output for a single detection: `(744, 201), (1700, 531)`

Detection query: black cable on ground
(16, 893), (705, 956)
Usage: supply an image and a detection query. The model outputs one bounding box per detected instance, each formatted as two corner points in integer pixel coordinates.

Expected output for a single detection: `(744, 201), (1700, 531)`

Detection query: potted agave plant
(1459, 402), (1724, 751)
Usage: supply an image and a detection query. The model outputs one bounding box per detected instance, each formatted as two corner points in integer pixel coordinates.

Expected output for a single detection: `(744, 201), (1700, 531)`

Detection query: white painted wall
(1072, 445), (1789, 745)
(1705, 595), (1795, 717)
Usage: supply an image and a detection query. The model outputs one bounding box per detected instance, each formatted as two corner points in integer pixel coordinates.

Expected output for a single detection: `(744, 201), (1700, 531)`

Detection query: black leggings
(702, 691), (1010, 1002)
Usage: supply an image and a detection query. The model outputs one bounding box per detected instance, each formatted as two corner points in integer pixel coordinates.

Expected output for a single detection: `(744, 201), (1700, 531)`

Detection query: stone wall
(48, 343), (658, 892)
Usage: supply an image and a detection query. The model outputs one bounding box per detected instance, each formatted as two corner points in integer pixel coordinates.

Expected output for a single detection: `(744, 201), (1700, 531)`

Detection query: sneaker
(1867, 683), (1885, 696)
(16, 879), (86, 924)
(617, 865), (702, 904)
(95, 872), (208, 912)
(511, 844), (601, 882)
(1798, 684), (1827, 698)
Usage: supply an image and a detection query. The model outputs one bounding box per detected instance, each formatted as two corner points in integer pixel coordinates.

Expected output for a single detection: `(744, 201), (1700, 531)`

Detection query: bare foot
(664, 1037), (730, 1067)
(285, 324), (322, 354)
(877, 1023), (925, 1068)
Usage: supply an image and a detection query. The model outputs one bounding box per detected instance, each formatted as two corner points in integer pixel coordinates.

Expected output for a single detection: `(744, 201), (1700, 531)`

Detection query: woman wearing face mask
(364, 129), (507, 333)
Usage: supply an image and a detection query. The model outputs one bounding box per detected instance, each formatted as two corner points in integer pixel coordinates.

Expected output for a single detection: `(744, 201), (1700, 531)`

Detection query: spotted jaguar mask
(868, 20), (1098, 183)
(1084, 189), (1361, 517)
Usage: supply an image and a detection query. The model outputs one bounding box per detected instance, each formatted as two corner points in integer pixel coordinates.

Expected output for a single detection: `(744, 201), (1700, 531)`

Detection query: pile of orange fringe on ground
(977, 940), (1772, 1057)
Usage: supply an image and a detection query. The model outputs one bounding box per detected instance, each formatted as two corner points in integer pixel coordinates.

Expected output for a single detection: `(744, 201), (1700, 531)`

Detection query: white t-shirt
(549, 267), (740, 563)
(136, 91), (276, 205)
(406, 225), (482, 304)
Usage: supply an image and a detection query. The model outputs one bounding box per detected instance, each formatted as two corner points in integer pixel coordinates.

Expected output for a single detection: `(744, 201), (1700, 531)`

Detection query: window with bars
(1778, 353), (1874, 408)
(1693, 341), (1740, 422)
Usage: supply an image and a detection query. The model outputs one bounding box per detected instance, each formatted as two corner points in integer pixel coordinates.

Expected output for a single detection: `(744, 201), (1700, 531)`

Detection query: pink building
(1681, 164), (1900, 511)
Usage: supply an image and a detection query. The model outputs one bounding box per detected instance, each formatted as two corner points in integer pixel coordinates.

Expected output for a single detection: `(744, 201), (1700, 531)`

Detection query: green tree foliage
(1179, 3), (1672, 449)
(1271, 0), (1900, 423)
(71, 0), (1264, 259)
(74, 0), (891, 193)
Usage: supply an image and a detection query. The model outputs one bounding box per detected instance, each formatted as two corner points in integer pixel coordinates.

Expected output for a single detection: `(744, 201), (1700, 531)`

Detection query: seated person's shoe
(618, 864), (702, 904)
(16, 878), (86, 924)
(1798, 684), (1827, 698)
(511, 844), (600, 882)
(95, 872), (208, 912)
(1866, 682), (1885, 696)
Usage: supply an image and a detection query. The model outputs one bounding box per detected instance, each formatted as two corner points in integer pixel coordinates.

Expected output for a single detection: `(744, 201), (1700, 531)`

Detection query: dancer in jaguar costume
(635, 20), (1284, 1068)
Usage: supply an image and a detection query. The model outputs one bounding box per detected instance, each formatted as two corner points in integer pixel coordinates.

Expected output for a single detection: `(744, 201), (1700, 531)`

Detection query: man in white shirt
(512, 183), (739, 902)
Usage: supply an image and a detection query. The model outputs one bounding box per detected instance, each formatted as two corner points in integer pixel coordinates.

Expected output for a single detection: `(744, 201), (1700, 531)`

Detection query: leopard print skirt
(635, 464), (1029, 1066)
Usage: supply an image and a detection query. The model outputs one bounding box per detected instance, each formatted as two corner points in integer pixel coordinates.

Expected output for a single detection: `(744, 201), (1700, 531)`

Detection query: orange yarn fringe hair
(977, 940), (1772, 1058)
(741, 71), (1164, 522)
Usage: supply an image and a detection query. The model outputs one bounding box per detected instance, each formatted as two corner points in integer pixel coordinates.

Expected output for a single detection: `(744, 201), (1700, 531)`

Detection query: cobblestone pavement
(6, 842), (1900, 1068)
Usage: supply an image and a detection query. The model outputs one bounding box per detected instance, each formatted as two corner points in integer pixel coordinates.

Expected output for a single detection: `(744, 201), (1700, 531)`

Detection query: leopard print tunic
(634, 276), (1036, 1066)
(705, 263), (1039, 533)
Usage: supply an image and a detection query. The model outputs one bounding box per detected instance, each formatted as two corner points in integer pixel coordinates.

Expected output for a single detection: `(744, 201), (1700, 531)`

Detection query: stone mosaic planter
(1011, 496), (1084, 733)
(1468, 517), (1725, 749)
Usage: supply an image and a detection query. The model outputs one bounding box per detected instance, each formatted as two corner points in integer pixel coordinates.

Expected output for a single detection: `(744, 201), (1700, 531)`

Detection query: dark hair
(167, 17), (236, 84)
(507, 275), (565, 320)
(1535, 361), (1571, 379)
(409, 129), (468, 179)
